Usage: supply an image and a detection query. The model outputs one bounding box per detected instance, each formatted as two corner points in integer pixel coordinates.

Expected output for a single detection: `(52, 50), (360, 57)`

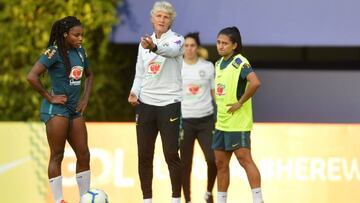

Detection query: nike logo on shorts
(170, 117), (179, 122)
(232, 143), (239, 147)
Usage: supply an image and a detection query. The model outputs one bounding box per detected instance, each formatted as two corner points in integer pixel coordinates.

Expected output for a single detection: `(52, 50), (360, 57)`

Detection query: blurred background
(1, 0), (359, 202)
(1, 0), (360, 123)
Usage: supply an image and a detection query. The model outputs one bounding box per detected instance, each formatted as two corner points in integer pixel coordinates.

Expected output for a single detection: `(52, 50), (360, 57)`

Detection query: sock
(76, 170), (91, 196)
(171, 197), (181, 203)
(252, 187), (263, 203)
(49, 176), (63, 203)
(204, 191), (212, 200)
(143, 198), (152, 203)
(217, 192), (227, 203)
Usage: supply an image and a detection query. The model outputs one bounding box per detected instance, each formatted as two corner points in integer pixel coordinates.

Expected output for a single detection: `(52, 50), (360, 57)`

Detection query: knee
(180, 154), (193, 166)
(164, 151), (180, 164)
(50, 151), (64, 164)
(138, 153), (154, 164)
(77, 150), (90, 163)
(237, 155), (252, 168)
(181, 160), (192, 171)
(205, 153), (216, 165)
(215, 159), (229, 171)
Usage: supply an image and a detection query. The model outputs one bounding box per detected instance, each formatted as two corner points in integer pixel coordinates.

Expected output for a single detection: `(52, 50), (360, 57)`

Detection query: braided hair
(48, 16), (82, 74)
(217, 26), (242, 55)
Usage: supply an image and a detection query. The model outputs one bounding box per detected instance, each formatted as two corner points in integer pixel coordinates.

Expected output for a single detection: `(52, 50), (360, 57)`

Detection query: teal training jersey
(39, 46), (89, 114)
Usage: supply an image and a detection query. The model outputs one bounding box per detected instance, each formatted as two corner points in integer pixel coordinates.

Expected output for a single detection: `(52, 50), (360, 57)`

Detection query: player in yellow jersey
(212, 26), (263, 203)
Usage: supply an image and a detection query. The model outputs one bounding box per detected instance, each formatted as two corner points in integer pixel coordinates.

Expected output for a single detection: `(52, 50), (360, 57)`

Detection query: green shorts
(40, 99), (80, 123)
(212, 130), (251, 151)
(40, 112), (81, 124)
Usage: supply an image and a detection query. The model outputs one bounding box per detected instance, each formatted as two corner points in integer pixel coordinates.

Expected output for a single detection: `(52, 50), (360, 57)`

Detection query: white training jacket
(131, 29), (185, 106)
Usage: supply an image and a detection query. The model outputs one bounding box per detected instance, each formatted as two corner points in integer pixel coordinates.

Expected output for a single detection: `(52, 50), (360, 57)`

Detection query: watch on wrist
(151, 44), (158, 52)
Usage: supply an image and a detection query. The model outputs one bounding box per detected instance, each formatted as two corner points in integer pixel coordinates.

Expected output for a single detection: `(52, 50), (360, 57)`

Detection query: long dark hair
(184, 32), (201, 46)
(217, 26), (242, 55)
(48, 16), (82, 74)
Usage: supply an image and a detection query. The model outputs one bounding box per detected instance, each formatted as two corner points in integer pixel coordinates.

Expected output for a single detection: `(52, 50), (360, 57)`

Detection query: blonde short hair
(150, 1), (177, 22)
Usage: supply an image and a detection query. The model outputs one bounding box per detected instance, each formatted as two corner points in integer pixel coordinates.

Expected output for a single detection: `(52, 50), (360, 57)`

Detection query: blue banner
(111, 0), (360, 46)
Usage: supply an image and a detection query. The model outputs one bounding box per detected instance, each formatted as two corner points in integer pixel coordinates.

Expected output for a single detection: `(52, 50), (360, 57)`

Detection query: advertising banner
(1, 122), (359, 202)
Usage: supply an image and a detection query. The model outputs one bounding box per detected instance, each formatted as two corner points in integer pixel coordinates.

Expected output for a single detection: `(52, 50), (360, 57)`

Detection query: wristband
(151, 44), (158, 52)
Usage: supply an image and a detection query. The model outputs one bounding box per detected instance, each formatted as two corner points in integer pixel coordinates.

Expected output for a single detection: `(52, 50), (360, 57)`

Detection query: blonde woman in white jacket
(128, 2), (184, 203)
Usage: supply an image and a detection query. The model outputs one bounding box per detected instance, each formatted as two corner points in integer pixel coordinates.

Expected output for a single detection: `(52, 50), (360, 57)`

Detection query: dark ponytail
(48, 16), (82, 74)
(217, 26), (242, 55)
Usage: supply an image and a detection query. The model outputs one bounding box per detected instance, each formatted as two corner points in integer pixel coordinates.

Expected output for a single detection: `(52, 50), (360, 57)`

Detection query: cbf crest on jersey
(199, 70), (206, 78)
(69, 66), (84, 86)
(232, 57), (242, 69)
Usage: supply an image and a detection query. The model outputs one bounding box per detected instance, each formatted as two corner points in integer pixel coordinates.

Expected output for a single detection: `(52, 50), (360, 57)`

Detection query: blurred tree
(0, 0), (136, 121)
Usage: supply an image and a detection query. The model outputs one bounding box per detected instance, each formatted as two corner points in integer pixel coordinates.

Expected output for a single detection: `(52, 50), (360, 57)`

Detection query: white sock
(171, 197), (181, 203)
(143, 198), (152, 203)
(252, 187), (263, 203)
(217, 192), (227, 203)
(76, 170), (91, 196)
(204, 191), (212, 200)
(49, 176), (63, 203)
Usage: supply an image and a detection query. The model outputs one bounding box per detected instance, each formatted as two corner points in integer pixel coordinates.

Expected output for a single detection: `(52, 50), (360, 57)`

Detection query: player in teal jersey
(27, 16), (93, 203)
(213, 27), (263, 203)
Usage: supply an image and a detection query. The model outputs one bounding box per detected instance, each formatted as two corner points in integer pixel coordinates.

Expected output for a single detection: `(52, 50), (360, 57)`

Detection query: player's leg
(180, 118), (197, 202)
(233, 132), (263, 203)
(214, 149), (232, 203)
(67, 115), (91, 196)
(136, 102), (159, 201)
(44, 115), (70, 203)
(197, 115), (216, 203)
(212, 130), (232, 203)
(157, 102), (182, 203)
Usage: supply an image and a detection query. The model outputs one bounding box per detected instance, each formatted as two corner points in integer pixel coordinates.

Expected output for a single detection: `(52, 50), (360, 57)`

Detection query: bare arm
(27, 61), (67, 105)
(211, 89), (215, 99)
(238, 72), (261, 105)
(227, 72), (261, 113)
(76, 67), (94, 113)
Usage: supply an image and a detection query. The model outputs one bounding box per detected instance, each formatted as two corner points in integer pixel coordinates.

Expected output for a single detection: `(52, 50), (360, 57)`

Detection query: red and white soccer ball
(80, 188), (109, 203)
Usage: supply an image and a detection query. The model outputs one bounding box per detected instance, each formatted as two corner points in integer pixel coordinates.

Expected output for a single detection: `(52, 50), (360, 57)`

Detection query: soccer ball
(80, 188), (109, 203)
